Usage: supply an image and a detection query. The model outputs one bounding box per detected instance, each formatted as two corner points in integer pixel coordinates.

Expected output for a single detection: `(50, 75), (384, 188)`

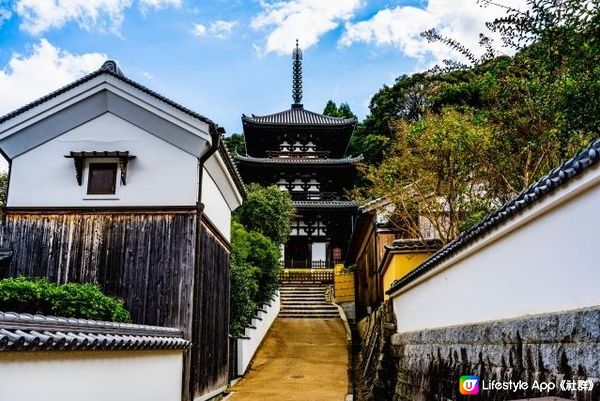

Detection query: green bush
(0, 277), (131, 323)
(234, 184), (293, 244)
(229, 184), (291, 337)
(229, 220), (282, 337)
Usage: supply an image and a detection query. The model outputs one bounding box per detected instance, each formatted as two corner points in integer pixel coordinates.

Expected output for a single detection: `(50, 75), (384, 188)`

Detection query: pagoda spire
(292, 39), (303, 107)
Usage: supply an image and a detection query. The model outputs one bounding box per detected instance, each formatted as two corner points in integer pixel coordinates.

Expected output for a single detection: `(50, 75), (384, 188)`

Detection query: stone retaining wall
(354, 302), (600, 401)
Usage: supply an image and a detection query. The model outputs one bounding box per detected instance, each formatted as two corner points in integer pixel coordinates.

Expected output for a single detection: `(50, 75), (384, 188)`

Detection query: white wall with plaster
(237, 290), (281, 376)
(8, 113), (200, 207)
(391, 162), (600, 333)
(0, 350), (184, 401)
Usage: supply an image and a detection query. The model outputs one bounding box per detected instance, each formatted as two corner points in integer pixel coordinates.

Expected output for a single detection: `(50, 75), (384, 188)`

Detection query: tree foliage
(223, 133), (246, 155)
(229, 184), (292, 336)
(234, 183), (293, 244)
(354, 108), (497, 242)
(354, 0), (600, 241)
(323, 100), (356, 119)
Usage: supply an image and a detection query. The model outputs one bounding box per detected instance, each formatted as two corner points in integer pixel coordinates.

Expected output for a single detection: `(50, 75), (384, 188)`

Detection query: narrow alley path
(227, 318), (349, 401)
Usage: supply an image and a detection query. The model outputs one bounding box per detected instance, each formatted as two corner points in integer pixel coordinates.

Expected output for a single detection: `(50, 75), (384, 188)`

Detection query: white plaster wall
(392, 165), (600, 333)
(0, 350), (183, 401)
(8, 113), (199, 207)
(237, 290), (281, 376)
(202, 167), (232, 242)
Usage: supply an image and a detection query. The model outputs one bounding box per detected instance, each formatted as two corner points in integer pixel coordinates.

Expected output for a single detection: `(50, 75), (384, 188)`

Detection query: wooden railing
(279, 270), (334, 284)
(285, 259), (332, 269)
(290, 192), (337, 201)
(267, 150), (330, 158)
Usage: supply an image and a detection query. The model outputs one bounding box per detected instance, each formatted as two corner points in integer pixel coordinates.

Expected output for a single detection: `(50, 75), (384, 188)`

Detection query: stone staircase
(279, 284), (340, 319)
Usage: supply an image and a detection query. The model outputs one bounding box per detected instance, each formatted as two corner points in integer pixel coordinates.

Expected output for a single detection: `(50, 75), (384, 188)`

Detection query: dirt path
(227, 318), (349, 401)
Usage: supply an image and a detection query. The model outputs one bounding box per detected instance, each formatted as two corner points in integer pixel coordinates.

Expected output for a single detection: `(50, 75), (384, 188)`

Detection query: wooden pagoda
(236, 41), (360, 269)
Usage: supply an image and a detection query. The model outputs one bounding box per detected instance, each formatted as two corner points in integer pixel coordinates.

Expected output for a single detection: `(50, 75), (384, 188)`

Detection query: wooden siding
(193, 222), (230, 398)
(3, 211), (196, 333)
(355, 229), (402, 320)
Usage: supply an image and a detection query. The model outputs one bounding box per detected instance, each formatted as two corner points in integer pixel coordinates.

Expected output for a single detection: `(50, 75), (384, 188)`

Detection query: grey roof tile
(0, 311), (190, 352)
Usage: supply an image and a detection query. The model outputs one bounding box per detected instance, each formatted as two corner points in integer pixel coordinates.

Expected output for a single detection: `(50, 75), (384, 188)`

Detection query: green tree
(223, 133), (246, 155)
(229, 219), (282, 336)
(234, 183), (293, 244)
(323, 100), (338, 117)
(229, 221), (259, 336)
(323, 100), (356, 119)
(353, 108), (496, 243)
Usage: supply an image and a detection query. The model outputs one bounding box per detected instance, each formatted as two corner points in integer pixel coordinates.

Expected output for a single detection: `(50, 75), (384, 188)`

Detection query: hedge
(0, 277), (131, 323)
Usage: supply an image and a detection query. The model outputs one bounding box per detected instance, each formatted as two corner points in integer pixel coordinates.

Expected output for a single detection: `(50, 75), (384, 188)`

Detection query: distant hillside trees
(352, 0), (600, 242)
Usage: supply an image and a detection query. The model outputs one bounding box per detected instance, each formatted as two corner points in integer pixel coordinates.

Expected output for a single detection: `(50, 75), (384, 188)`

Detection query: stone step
(281, 301), (336, 307)
(281, 303), (338, 308)
(280, 294), (325, 298)
(279, 313), (340, 319)
(279, 289), (326, 294)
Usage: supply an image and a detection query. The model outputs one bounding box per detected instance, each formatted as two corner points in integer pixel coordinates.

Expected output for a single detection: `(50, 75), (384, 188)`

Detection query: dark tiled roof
(377, 239), (442, 274)
(387, 137), (600, 295)
(390, 238), (443, 251)
(293, 200), (358, 209)
(0, 60), (215, 129)
(242, 106), (356, 127)
(218, 141), (246, 198)
(65, 151), (135, 159)
(235, 155), (363, 166)
(0, 311), (190, 352)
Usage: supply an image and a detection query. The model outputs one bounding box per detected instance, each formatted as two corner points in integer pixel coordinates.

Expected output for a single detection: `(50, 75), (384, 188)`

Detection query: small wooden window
(87, 163), (118, 195)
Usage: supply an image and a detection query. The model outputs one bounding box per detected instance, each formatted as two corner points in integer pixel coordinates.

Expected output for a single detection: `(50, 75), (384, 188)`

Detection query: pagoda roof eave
(293, 200), (359, 210)
(234, 154), (363, 168)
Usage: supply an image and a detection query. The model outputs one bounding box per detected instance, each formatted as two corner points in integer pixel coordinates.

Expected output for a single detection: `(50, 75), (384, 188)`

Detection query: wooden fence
(279, 269), (334, 284)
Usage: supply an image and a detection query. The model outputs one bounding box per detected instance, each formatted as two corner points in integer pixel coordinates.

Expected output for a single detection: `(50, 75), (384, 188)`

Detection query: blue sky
(0, 0), (519, 144)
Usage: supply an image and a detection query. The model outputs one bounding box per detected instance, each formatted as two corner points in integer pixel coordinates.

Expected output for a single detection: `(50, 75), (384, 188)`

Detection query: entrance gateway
(234, 41), (361, 271)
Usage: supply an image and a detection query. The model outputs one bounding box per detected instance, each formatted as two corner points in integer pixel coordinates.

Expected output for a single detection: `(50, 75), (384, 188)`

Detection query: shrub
(0, 277), (131, 323)
(229, 220), (282, 336)
(234, 184), (293, 244)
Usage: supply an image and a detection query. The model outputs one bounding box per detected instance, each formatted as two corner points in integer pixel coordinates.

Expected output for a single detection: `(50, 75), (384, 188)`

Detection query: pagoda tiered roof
(242, 105), (356, 127)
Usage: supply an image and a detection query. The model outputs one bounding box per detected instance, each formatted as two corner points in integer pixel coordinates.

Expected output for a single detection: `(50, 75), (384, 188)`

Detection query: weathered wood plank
(3, 212), (196, 334)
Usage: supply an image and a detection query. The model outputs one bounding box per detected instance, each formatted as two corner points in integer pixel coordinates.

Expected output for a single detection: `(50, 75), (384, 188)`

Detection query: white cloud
(193, 23), (207, 36)
(14, 0), (180, 35)
(251, 0), (364, 55)
(209, 20), (238, 39)
(0, 39), (106, 115)
(139, 0), (181, 9)
(0, 6), (11, 26)
(16, 0), (133, 34)
(340, 0), (525, 65)
(193, 20), (239, 39)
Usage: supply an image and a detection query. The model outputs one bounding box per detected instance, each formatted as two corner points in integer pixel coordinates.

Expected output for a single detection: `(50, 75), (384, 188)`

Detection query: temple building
(235, 42), (361, 269)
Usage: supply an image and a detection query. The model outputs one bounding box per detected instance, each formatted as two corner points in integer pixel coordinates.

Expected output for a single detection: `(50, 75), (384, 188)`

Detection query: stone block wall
(354, 302), (600, 401)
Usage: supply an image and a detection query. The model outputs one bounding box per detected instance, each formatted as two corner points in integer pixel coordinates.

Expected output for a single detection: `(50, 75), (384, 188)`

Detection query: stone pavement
(227, 318), (349, 401)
